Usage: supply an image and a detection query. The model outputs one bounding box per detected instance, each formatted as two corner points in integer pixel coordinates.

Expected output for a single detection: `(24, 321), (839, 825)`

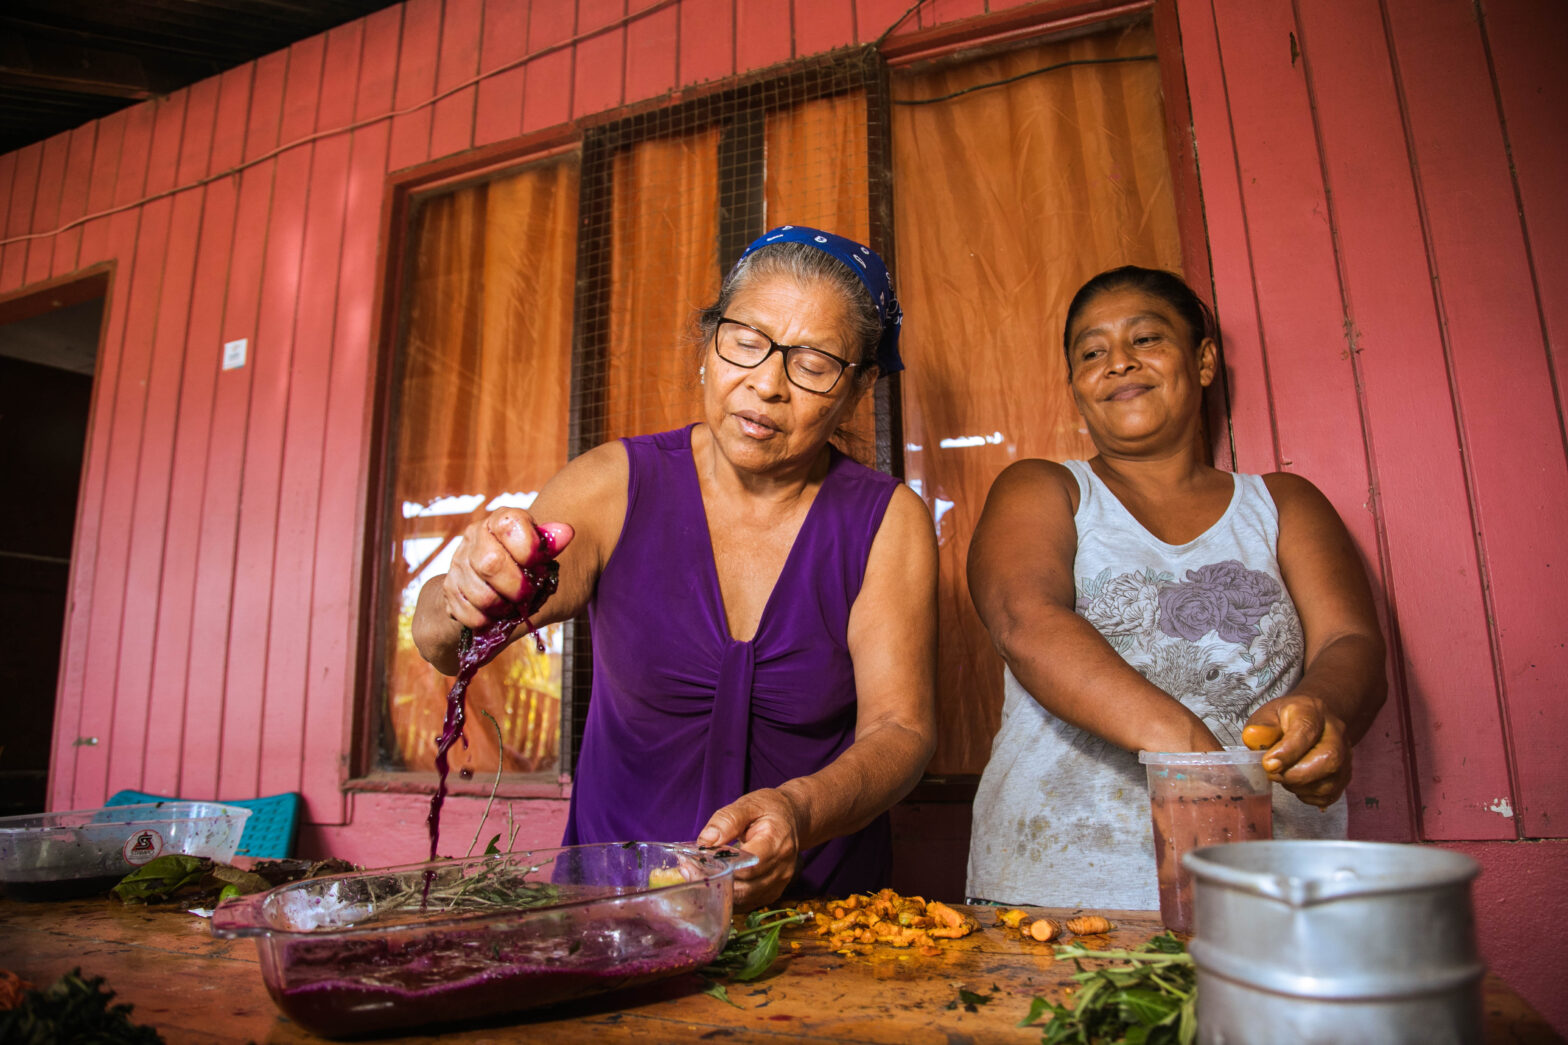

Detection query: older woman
(413, 227), (937, 908)
(965, 266), (1386, 909)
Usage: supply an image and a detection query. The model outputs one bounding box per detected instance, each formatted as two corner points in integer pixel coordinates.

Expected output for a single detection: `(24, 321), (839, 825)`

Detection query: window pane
(892, 21), (1182, 773)
(605, 126), (721, 441)
(766, 92), (877, 464)
(381, 155), (580, 776)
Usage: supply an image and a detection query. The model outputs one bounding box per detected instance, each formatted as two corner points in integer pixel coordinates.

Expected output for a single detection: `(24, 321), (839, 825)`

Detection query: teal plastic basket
(104, 790), (300, 859)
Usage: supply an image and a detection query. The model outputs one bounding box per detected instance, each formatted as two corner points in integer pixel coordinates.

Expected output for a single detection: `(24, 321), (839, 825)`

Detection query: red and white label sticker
(122, 828), (166, 865)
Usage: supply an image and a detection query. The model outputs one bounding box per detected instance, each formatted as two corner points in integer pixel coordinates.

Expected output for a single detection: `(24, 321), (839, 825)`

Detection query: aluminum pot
(1183, 840), (1483, 1045)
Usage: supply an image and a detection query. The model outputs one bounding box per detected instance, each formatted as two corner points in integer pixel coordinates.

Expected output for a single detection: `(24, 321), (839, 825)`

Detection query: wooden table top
(1, 896), (1559, 1043)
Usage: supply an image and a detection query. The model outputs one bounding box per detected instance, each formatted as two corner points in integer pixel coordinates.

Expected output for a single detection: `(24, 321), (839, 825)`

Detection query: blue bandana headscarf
(735, 226), (904, 375)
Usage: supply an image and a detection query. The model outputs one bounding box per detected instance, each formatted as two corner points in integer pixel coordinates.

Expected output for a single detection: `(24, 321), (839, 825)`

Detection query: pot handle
(210, 891), (271, 938)
(1182, 852), (1309, 906)
(1181, 856), (1457, 907)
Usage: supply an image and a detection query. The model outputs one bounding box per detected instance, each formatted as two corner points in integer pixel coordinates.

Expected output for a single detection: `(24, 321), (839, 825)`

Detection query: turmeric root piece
(0, 970), (35, 1010)
(925, 900), (979, 939)
(1065, 915), (1115, 936)
(995, 908), (1029, 930)
(1026, 917), (1062, 942)
(647, 867), (686, 888)
(796, 890), (978, 951)
(1241, 723), (1282, 752)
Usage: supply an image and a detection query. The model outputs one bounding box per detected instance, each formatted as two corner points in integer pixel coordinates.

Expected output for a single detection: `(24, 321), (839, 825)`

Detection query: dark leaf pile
(0, 969), (164, 1044)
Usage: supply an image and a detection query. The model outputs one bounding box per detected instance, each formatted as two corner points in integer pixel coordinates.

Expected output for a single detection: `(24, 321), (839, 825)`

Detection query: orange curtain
(766, 92), (877, 463)
(605, 127), (722, 441)
(601, 100), (878, 455)
(892, 21), (1183, 773)
(766, 93), (870, 242)
(385, 155), (579, 775)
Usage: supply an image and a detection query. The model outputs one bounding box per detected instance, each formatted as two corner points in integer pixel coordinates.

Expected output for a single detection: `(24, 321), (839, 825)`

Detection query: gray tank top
(966, 459), (1346, 909)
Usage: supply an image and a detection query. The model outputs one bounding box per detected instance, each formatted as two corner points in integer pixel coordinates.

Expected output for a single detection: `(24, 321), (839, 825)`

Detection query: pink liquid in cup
(1139, 748), (1272, 934)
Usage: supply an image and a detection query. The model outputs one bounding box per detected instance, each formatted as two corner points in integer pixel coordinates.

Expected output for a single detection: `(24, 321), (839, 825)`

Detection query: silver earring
(699, 365), (705, 385)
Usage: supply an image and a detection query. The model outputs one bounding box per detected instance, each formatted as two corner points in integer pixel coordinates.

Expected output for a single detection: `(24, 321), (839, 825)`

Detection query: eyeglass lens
(714, 320), (846, 393)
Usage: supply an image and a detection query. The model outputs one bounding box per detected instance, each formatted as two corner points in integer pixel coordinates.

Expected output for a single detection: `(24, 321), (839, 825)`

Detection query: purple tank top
(563, 425), (900, 897)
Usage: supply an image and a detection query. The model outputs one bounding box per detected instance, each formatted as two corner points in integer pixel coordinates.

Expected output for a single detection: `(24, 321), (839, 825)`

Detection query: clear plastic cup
(1138, 748), (1272, 933)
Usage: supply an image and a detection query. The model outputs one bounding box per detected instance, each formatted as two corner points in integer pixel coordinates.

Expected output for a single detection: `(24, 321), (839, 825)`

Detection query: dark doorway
(0, 273), (105, 815)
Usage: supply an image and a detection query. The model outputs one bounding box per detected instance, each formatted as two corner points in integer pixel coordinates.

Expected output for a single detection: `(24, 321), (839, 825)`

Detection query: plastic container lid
(1138, 746), (1264, 765)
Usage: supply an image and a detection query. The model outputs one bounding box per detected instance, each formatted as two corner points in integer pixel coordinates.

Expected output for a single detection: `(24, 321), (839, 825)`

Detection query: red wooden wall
(0, 0), (1563, 1029)
(1174, 0), (1568, 1024)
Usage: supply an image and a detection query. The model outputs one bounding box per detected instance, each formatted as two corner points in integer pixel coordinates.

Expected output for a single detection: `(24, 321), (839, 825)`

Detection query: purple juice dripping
(426, 527), (560, 880)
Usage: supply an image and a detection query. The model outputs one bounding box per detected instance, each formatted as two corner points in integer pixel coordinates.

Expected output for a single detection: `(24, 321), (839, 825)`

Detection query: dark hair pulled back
(1062, 266), (1215, 360)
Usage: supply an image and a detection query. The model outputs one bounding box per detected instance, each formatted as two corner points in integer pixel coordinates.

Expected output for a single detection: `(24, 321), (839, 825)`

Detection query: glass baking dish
(211, 841), (756, 1038)
(0, 801), (250, 900)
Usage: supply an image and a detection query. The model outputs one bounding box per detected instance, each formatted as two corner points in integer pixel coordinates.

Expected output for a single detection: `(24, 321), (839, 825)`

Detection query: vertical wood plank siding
(24, 138), (67, 286)
(1386, 0), (1568, 841)
(1468, 0), (1568, 839)
(1291, 0), (1496, 843)
(3, 0), (1560, 859)
(431, 0), (484, 159)
(71, 102), (156, 806)
(175, 65), (253, 799)
(475, 0), (531, 146)
(0, 145), (40, 288)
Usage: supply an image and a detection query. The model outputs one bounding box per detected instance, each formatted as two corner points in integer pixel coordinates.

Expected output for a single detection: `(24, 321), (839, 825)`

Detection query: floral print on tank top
(1074, 559), (1304, 745)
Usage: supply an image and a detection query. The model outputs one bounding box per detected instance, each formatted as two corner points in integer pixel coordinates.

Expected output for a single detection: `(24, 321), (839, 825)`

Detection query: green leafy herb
(1021, 932), (1197, 1045)
(0, 969), (164, 1044)
(1019, 995), (1052, 1027)
(700, 908), (810, 986)
(111, 854), (211, 903)
(701, 981), (741, 1008)
(111, 855), (346, 907)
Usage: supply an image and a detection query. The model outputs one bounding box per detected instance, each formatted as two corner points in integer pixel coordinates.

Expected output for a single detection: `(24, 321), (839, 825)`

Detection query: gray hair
(694, 241), (882, 378)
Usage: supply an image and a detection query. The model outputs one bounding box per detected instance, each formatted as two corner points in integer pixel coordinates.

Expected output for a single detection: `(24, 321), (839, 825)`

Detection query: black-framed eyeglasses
(712, 317), (858, 394)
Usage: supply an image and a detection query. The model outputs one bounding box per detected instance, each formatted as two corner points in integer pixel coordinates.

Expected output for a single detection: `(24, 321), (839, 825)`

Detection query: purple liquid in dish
(270, 915), (717, 1038)
(426, 527), (561, 870)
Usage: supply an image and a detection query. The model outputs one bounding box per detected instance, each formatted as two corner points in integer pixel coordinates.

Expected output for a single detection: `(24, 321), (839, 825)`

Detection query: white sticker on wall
(222, 338), (248, 370)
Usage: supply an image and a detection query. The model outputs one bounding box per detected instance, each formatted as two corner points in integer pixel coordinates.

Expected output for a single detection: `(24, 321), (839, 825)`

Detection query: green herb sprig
(699, 906), (810, 1006)
(1020, 932), (1196, 1045)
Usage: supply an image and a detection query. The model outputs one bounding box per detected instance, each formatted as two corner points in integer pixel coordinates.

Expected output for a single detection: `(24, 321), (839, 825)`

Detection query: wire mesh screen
(572, 48), (888, 461)
(378, 48), (891, 781)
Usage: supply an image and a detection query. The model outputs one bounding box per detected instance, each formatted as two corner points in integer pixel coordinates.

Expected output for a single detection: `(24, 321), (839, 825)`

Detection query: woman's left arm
(1245, 472), (1388, 807)
(696, 484), (939, 907)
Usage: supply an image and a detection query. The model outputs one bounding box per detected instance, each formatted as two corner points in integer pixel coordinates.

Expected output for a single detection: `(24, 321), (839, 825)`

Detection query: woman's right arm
(967, 459), (1220, 754)
(412, 441), (629, 675)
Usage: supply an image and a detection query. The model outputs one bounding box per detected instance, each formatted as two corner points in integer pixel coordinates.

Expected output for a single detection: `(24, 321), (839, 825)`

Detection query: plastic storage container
(1138, 748), (1272, 933)
(0, 801), (251, 899)
(211, 842), (757, 1038)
